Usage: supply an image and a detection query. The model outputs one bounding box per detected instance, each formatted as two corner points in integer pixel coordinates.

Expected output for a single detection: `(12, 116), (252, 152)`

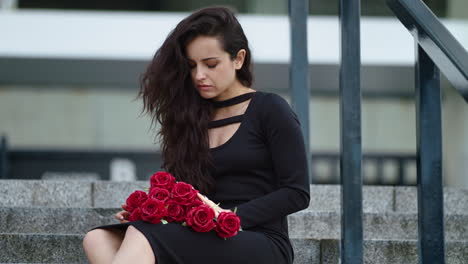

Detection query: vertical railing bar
(288, 0), (312, 182)
(376, 158), (384, 185)
(332, 158), (339, 183)
(398, 158), (405, 185)
(415, 43), (445, 263)
(0, 135), (8, 179)
(339, 0), (363, 263)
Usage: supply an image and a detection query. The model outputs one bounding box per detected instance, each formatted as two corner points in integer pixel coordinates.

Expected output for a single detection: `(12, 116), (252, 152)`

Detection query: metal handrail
(387, 0), (468, 103)
(384, 0), (468, 263)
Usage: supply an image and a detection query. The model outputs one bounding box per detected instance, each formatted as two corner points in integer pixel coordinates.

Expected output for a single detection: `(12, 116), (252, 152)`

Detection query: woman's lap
(91, 221), (281, 264)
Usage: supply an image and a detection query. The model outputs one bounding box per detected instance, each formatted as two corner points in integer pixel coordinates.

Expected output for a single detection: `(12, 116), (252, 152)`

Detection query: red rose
(172, 182), (198, 206)
(148, 187), (171, 203)
(140, 198), (168, 224)
(165, 201), (186, 222)
(125, 190), (148, 213)
(188, 198), (204, 208)
(129, 207), (142, 221)
(186, 205), (216, 232)
(150, 171), (176, 191)
(215, 211), (241, 238)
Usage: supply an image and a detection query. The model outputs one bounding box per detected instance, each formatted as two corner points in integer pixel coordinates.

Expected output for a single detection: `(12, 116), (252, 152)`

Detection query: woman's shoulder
(254, 91), (291, 110)
(254, 91), (295, 114)
(253, 91), (298, 125)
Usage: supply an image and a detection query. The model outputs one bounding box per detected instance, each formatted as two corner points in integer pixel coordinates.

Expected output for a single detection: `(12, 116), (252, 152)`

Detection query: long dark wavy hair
(138, 6), (253, 193)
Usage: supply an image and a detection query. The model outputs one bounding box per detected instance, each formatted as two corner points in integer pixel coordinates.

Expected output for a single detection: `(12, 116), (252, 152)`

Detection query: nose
(194, 67), (206, 81)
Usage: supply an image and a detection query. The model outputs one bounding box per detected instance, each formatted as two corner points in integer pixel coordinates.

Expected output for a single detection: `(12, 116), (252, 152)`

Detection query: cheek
(190, 71), (196, 81)
(215, 65), (236, 82)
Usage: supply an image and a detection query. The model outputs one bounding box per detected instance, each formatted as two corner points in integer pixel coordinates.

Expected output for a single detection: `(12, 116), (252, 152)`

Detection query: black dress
(89, 91), (310, 264)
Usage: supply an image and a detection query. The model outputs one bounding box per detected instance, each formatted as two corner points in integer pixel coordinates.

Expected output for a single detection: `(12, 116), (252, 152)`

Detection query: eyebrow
(188, 57), (219, 62)
(201, 57), (219, 61)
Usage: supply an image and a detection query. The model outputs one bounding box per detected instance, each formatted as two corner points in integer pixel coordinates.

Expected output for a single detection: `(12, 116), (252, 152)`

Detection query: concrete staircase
(0, 180), (467, 263)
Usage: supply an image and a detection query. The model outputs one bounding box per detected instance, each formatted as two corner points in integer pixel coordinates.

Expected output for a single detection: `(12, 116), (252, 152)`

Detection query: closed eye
(188, 62), (196, 69)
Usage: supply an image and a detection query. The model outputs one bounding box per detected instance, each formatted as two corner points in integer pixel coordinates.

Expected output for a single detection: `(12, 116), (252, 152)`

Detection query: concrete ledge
(395, 186), (468, 214)
(288, 211), (468, 240)
(0, 180), (92, 207)
(0, 233), (86, 263)
(2, 207), (467, 241)
(93, 181), (149, 208)
(0, 207), (119, 234)
(321, 239), (468, 264)
(308, 185), (394, 213)
(2, 180), (468, 216)
(94, 183), (394, 212)
(0, 233), (318, 264)
(291, 239), (321, 264)
(1, 234), (466, 264)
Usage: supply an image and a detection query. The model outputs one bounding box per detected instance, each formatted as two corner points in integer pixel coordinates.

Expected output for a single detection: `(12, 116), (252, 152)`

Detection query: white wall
(443, 85), (468, 187)
(0, 86), (156, 149)
(1, 87), (418, 153)
(2, 10), (467, 65)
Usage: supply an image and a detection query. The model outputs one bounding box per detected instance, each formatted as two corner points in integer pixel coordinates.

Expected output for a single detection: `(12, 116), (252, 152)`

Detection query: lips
(197, 85), (212, 90)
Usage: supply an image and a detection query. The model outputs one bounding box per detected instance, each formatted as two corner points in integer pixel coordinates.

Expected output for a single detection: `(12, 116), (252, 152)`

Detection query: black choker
(211, 92), (256, 108)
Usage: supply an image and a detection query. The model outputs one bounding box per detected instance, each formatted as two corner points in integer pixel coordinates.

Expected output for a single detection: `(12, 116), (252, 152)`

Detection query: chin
(197, 90), (217, 100)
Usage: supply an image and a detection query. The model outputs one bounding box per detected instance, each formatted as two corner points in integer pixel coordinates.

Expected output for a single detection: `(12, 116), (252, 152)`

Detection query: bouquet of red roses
(124, 171), (242, 239)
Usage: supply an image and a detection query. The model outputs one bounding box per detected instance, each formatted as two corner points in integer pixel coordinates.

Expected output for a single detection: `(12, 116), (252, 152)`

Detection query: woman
(83, 6), (310, 264)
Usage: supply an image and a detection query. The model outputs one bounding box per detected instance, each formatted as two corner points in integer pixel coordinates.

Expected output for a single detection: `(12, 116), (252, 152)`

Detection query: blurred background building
(0, 0), (467, 186)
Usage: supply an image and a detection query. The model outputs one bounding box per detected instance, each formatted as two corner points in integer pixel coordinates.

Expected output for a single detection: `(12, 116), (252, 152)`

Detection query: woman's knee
(117, 226), (155, 263)
(83, 229), (122, 251)
(83, 229), (105, 251)
(122, 226), (153, 252)
(124, 225), (145, 239)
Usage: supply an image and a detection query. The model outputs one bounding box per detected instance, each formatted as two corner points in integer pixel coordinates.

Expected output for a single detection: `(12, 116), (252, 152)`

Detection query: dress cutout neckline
(209, 91), (258, 151)
(208, 115), (244, 129)
(211, 92), (256, 108)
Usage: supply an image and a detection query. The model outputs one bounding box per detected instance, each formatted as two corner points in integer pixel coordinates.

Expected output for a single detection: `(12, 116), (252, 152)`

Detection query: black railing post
(0, 135), (8, 179)
(339, 0), (363, 263)
(415, 43), (445, 264)
(288, 0), (311, 181)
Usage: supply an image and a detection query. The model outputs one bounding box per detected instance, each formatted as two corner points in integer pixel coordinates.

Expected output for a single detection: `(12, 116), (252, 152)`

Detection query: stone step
(0, 233), (86, 263)
(288, 211), (468, 240)
(1, 207), (467, 241)
(1, 180), (467, 213)
(0, 207), (117, 235)
(0, 233), (466, 264)
(312, 239), (468, 264)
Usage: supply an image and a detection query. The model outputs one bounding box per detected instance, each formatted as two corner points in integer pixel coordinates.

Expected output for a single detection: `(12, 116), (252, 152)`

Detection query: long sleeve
(234, 93), (310, 229)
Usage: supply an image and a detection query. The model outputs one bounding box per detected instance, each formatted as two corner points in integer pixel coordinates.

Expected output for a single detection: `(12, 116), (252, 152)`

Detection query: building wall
(0, 0), (466, 186)
(1, 86), (418, 152)
(0, 86), (156, 149)
(443, 85), (468, 187)
(447, 0), (468, 19)
(2, 85), (466, 186)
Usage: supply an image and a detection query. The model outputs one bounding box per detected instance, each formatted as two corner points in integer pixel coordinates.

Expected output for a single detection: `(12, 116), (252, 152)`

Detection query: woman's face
(186, 35), (245, 101)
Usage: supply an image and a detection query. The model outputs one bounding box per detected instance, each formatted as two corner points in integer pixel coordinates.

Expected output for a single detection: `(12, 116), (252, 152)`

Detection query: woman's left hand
(196, 193), (231, 218)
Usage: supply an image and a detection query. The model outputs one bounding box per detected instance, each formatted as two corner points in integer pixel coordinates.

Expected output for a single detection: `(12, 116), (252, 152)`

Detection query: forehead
(185, 36), (225, 60)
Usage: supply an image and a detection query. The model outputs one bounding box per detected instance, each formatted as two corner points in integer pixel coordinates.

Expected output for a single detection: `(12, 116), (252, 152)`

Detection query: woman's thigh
(83, 228), (125, 253)
(112, 225), (155, 264)
(129, 221), (279, 264)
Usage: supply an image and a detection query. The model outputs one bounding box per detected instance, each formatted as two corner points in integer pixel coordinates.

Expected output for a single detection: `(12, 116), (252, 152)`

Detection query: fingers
(115, 210), (130, 222)
(197, 193), (223, 217)
(197, 193), (214, 206)
(196, 193), (206, 201)
(114, 211), (122, 221)
(117, 204), (130, 223)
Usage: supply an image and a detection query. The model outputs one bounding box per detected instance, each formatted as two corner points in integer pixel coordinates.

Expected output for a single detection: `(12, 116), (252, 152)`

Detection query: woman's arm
(234, 93), (310, 229)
